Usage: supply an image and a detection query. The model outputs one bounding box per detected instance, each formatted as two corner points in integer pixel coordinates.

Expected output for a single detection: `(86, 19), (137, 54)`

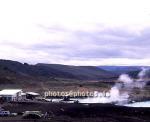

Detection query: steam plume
(80, 67), (149, 104)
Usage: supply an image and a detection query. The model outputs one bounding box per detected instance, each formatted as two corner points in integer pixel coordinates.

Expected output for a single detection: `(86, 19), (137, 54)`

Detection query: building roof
(21, 93), (26, 96)
(26, 92), (39, 96)
(0, 89), (22, 96)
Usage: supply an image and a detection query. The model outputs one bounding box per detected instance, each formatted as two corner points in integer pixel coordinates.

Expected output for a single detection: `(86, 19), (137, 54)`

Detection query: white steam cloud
(138, 67), (149, 80)
(80, 67), (150, 104)
(118, 74), (133, 84)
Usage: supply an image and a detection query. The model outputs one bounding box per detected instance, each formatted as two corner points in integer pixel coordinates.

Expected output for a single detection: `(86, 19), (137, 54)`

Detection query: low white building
(26, 92), (40, 99)
(0, 89), (22, 102)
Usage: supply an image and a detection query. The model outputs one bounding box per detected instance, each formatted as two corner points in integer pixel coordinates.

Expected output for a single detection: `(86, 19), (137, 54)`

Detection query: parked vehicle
(0, 111), (10, 116)
(22, 111), (43, 119)
(10, 113), (18, 116)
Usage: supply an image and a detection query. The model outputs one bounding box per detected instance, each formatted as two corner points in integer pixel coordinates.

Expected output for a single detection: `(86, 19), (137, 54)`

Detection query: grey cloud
(1, 26), (150, 62)
(25, 26), (150, 59)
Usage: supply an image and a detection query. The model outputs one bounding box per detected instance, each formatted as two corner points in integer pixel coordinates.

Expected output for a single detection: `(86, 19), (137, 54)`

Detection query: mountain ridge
(0, 59), (118, 83)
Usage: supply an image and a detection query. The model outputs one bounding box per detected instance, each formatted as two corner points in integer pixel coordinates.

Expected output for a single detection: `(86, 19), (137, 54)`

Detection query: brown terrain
(0, 102), (149, 122)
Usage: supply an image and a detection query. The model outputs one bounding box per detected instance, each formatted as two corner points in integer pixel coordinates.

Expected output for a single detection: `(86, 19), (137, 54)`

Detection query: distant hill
(98, 66), (149, 74)
(0, 60), (117, 83)
(98, 66), (150, 79)
(128, 69), (150, 79)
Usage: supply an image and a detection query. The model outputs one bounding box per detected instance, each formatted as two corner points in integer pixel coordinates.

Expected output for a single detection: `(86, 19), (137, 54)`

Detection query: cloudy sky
(0, 0), (150, 66)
